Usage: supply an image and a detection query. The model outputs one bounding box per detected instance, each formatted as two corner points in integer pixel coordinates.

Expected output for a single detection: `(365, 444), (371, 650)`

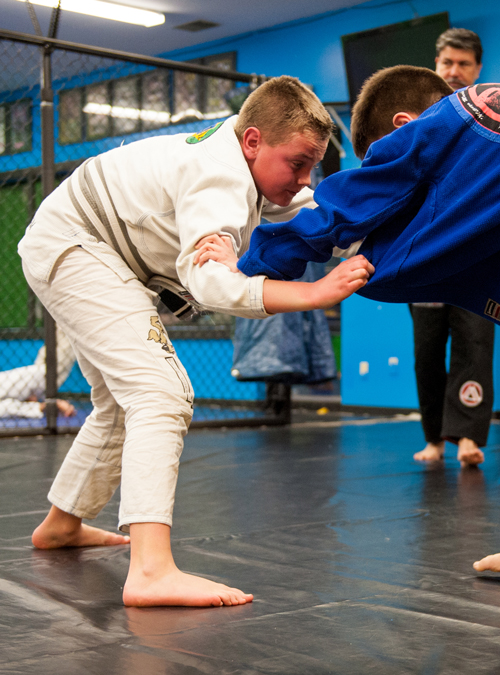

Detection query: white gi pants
(23, 247), (194, 532)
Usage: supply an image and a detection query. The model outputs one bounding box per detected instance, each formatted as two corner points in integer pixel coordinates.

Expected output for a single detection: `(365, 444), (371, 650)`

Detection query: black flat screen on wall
(342, 12), (450, 103)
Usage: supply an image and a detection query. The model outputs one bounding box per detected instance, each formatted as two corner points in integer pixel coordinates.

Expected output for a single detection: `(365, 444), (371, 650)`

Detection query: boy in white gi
(18, 75), (373, 608)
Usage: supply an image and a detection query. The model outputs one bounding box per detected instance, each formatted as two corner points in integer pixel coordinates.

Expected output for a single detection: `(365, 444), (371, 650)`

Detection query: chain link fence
(0, 29), (296, 436)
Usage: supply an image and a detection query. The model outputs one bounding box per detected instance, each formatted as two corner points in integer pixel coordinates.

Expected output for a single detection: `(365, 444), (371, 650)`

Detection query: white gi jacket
(19, 116), (316, 319)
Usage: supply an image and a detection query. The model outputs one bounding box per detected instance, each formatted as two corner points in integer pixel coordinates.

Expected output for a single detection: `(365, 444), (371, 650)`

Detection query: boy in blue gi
(235, 66), (500, 323)
(195, 65), (500, 574)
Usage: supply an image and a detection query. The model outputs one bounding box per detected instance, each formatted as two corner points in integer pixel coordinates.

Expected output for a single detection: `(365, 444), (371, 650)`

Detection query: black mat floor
(2, 415), (500, 674)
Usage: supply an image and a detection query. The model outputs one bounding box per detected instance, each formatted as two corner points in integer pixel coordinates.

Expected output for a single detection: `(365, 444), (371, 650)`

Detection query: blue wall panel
(342, 297), (500, 409)
(341, 296), (419, 408)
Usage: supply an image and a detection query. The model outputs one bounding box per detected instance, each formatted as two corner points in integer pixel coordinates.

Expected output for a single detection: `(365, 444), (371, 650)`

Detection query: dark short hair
(436, 28), (482, 65)
(350, 65), (452, 159)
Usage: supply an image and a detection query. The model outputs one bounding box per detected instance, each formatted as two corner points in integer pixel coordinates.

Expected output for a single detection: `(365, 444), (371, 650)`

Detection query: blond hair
(234, 75), (333, 146)
(351, 65), (452, 159)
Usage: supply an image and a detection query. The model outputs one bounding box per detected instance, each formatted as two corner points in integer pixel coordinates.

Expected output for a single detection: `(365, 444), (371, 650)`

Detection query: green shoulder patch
(186, 121), (224, 144)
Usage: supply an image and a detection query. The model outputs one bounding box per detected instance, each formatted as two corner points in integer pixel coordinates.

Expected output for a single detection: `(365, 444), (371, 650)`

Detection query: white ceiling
(1, 0), (368, 57)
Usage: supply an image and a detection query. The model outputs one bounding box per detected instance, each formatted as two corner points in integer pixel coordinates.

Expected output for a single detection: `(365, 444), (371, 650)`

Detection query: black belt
(158, 288), (194, 319)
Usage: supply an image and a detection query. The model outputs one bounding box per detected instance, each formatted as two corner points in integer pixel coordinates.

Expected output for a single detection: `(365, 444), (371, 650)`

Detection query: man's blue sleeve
(237, 122), (427, 280)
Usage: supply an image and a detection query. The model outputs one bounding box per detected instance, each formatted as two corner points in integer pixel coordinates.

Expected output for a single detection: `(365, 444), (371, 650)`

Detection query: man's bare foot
(457, 437), (484, 467)
(123, 567), (254, 607)
(32, 506), (130, 549)
(414, 441), (445, 462)
(473, 554), (500, 572)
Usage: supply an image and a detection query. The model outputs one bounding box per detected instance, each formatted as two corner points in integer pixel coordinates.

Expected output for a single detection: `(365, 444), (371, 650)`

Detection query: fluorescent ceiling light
(83, 103), (232, 124)
(16, 0), (165, 27)
(84, 102), (171, 123)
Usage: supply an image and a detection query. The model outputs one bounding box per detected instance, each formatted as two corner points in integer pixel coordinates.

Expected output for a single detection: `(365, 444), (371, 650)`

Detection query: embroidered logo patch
(458, 84), (500, 134)
(459, 381), (483, 408)
(186, 121), (224, 144)
(484, 298), (500, 320)
(147, 315), (175, 353)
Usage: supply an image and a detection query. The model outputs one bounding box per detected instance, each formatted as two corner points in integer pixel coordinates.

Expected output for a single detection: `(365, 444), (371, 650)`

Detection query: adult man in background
(411, 28), (494, 466)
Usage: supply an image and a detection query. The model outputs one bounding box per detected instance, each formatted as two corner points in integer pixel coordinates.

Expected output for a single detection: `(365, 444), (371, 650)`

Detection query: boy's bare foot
(457, 437), (484, 467)
(124, 521), (253, 608)
(39, 399), (76, 417)
(32, 506), (130, 549)
(473, 554), (500, 572)
(123, 567), (254, 607)
(414, 441), (445, 462)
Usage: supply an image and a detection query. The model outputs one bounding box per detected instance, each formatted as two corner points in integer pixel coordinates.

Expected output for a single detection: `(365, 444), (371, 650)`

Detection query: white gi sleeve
(174, 155), (270, 319)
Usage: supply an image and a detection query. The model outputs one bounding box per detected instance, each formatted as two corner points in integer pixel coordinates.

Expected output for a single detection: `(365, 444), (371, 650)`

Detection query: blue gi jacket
(237, 85), (500, 325)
